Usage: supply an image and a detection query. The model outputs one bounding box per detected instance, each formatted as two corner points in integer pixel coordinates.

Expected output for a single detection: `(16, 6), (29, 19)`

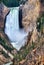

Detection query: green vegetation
(0, 0), (27, 7)
(2, 0), (20, 7)
(0, 0), (20, 7)
(0, 0), (2, 2)
(0, 0), (26, 7)
(1, 50), (10, 58)
(37, 14), (44, 33)
(0, 37), (14, 52)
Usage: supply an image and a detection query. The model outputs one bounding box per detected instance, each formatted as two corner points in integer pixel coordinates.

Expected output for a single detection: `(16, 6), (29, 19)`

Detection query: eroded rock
(0, 3), (9, 30)
(22, 0), (40, 32)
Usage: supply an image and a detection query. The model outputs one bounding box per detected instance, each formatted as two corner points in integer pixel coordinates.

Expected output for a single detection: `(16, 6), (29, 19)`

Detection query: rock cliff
(22, 0), (40, 32)
(0, 0), (44, 65)
(0, 3), (9, 30)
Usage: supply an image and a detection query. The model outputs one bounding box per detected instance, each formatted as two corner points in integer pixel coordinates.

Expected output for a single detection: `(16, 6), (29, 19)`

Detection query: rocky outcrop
(0, 54), (9, 65)
(30, 27), (38, 43)
(22, 0), (40, 32)
(0, 3), (4, 30)
(0, 45), (11, 65)
(19, 35), (44, 65)
(0, 3), (9, 30)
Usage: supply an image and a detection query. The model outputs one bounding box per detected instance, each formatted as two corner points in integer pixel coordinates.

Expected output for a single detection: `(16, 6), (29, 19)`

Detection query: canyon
(0, 0), (44, 65)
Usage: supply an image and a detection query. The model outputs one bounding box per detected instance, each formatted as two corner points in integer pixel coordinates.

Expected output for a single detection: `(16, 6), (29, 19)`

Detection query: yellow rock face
(22, 0), (40, 31)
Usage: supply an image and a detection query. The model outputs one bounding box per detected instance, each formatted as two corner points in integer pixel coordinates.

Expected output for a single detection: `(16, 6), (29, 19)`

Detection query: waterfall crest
(5, 7), (28, 50)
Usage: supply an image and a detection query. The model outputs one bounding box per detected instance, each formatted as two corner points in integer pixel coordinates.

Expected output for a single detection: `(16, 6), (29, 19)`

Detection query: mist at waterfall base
(5, 7), (28, 51)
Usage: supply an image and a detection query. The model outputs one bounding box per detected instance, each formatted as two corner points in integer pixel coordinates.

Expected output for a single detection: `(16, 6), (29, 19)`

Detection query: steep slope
(22, 0), (40, 32)
(0, 0), (44, 65)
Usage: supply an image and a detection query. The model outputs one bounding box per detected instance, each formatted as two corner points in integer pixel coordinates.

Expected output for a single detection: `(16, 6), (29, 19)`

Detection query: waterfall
(5, 7), (28, 50)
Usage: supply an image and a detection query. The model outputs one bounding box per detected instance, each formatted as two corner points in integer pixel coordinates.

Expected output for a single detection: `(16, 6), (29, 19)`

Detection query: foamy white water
(5, 7), (28, 50)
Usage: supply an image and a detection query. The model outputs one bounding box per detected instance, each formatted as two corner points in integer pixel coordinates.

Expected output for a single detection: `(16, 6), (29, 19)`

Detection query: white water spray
(5, 7), (28, 50)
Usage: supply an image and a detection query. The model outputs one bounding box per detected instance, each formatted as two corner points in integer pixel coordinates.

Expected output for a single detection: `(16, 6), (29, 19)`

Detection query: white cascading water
(5, 7), (28, 50)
